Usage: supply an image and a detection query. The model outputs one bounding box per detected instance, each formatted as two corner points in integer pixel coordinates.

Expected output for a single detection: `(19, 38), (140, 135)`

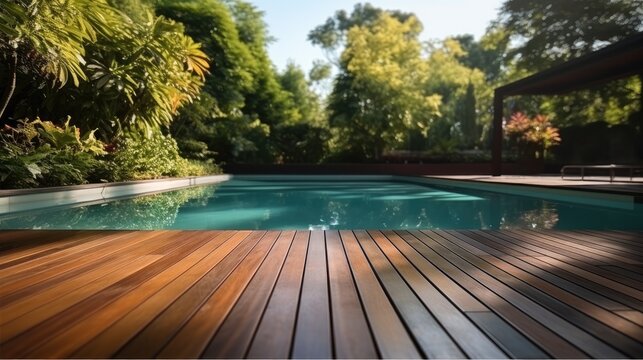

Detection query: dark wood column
(491, 90), (504, 176)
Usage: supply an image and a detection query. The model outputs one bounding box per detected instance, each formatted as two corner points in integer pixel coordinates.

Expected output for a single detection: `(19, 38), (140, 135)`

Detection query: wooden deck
(0, 229), (641, 358)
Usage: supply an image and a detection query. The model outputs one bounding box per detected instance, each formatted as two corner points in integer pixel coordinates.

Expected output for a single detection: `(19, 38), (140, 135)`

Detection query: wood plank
(28, 231), (232, 358)
(155, 231), (281, 358)
(470, 230), (643, 312)
(467, 312), (548, 359)
(599, 265), (643, 283)
(370, 230), (506, 359)
(395, 230), (580, 358)
(339, 230), (420, 359)
(115, 231), (267, 358)
(0, 231), (178, 333)
(0, 230), (106, 266)
(515, 230), (641, 265)
(509, 230), (643, 281)
(426, 230), (627, 358)
(556, 231), (643, 258)
(0, 230), (98, 253)
(326, 230), (377, 359)
(0, 229), (640, 359)
(443, 230), (643, 356)
(380, 230), (487, 312)
(291, 231), (333, 359)
(246, 231), (309, 359)
(0, 230), (171, 303)
(0, 255), (161, 357)
(0, 231), (145, 276)
(615, 310), (643, 325)
(499, 230), (643, 296)
(201, 231), (295, 358)
(4, 231), (214, 358)
(462, 230), (634, 311)
(585, 231), (643, 246)
(354, 230), (465, 358)
(72, 231), (252, 358)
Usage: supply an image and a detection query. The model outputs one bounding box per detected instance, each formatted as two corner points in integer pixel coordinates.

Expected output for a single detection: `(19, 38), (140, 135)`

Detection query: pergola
(491, 32), (643, 176)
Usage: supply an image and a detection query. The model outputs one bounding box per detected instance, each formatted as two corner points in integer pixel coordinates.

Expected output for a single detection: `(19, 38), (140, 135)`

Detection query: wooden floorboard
(0, 229), (641, 359)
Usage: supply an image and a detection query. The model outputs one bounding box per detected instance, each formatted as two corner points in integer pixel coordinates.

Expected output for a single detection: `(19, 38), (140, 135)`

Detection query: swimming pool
(1, 177), (641, 230)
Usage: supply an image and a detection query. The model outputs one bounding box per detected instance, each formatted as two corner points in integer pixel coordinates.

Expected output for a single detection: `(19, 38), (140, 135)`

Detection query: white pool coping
(0, 175), (231, 214)
(0, 174), (637, 215)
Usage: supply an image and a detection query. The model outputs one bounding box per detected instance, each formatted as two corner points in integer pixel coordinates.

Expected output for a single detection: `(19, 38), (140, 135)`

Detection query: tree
(328, 13), (441, 159)
(14, 14), (208, 138)
(308, 2), (414, 65)
(278, 62), (323, 125)
(156, 0), (254, 114)
(457, 82), (478, 148)
(498, 0), (643, 71)
(453, 30), (509, 82)
(226, 0), (296, 128)
(424, 39), (486, 151)
(308, 3), (422, 66)
(1, 0), (208, 139)
(160, 0), (307, 164)
(496, 0), (643, 129)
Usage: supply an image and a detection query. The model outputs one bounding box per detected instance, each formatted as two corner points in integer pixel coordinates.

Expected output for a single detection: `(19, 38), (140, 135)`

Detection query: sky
(251, 0), (505, 75)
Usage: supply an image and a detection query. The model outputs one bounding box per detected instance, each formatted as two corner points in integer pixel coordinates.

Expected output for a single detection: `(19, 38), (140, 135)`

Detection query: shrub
(0, 118), (110, 188)
(111, 133), (220, 180)
(0, 119), (220, 189)
(505, 112), (561, 159)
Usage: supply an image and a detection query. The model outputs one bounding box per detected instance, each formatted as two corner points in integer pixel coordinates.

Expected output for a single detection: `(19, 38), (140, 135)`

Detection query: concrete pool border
(0, 174), (639, 215)
(0, 175), (230, 214)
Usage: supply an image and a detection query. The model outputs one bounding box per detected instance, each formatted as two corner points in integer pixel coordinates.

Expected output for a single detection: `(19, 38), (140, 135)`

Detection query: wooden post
(491, 91), (504, 176)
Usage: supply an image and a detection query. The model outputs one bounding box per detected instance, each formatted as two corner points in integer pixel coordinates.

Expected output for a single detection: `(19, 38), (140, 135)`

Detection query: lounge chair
(561, 164), (643, 182)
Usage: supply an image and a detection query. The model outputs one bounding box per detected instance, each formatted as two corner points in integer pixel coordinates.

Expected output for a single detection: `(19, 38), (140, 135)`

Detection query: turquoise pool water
(1, 180), (642, 230)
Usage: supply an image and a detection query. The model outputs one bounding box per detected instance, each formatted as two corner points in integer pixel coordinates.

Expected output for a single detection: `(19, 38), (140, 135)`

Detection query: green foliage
(274, 123), (329, 163)
(111, 133), (220, 180)
(108, 0), (155, 22)
(309, 60), (332, 82)
(308, 2), (414, 63)
(453, 31), (508, 82)
(160, 0), (306, 164)
(2, 0), (209, 142)
(156, 0), (253, 113)
(0, 118), (110, 188)
(456, 82), (478, 148)
(278, 62), (324, 126)
(424, 38), (488, 152)
(499, 0), (643, 71)
(0, 0), (118, 88)
(38, 14), (208, 138)
(327, 12), (441, 159)
(205, 115), (273, 164)
(495, 0), (642, 146)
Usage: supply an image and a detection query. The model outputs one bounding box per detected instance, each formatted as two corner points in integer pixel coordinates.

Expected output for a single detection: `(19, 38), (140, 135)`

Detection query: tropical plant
(0, 0), (119, 119)
(37, 13), (209, 138)
(0, 118), (110, 188)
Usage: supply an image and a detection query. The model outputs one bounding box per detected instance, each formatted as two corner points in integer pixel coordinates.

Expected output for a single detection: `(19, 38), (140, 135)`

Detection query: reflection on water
(1, 186), (217, 230)
(1, 180), (642, 230)
(501, 205), (560, 229)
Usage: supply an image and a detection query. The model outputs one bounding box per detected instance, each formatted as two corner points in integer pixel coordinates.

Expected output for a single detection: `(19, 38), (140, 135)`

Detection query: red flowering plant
(505, 112), (561, 160)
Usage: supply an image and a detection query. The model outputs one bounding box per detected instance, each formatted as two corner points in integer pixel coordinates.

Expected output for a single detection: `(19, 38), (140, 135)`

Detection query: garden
(1, 0), (641, 188)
